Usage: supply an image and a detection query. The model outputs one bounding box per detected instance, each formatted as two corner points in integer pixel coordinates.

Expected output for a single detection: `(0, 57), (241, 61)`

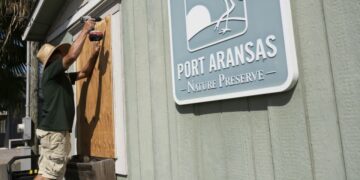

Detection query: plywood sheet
(76, 16), (114, 158)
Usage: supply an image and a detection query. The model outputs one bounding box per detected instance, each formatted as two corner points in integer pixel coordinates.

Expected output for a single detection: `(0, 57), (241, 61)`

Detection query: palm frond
(0, 0), (35, 50)
(0, 0), (34, 110)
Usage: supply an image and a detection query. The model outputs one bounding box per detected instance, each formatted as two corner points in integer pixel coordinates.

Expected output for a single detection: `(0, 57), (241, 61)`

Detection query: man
(34, 19), (100, 180)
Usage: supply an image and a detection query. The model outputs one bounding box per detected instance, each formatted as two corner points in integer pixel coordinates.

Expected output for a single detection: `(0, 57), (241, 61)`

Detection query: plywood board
(76, 16), (114, 158)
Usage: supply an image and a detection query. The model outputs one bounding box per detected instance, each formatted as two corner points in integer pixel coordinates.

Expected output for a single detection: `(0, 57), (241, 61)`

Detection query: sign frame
(167, 0), (299, 105)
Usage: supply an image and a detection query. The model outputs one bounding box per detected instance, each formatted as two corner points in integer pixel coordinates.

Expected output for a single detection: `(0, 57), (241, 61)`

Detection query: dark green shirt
(39, 55), (77, 132)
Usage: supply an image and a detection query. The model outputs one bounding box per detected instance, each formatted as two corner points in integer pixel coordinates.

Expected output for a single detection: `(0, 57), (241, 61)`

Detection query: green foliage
(0, 0), (35, 111)
(0, 29), (26, 110)
(0, 0), (33, 49)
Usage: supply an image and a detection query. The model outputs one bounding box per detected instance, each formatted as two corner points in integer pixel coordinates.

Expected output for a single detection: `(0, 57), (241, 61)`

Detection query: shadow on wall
(76, 36), (109, 156)
(175, 87), (296, 115)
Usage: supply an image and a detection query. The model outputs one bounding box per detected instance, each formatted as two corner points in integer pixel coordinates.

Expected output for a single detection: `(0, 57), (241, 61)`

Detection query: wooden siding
(120, 0), (360, 180)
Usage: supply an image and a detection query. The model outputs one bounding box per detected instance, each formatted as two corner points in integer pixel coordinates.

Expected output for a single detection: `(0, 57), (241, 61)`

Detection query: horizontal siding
(323, 0), (360, 179)
(120, 0), (359, 179)
(122, 0), (141, 179)
(146, 0), (173, 179)
(292, 0), (346, 179)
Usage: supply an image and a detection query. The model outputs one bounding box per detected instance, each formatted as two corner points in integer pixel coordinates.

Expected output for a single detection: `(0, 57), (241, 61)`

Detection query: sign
(167, 0), (298, 105)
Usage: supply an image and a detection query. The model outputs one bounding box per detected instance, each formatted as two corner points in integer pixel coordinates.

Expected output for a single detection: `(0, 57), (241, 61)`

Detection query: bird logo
(185, 0), (248, 52)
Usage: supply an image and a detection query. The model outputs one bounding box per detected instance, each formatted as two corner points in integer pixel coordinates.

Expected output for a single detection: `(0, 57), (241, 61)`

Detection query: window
(69, 5), (127, 175)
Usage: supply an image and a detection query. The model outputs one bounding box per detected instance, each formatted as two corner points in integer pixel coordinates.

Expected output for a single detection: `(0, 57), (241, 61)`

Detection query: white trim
(168, 0), (299, 105)
(110, 8), (128, 175)
(71, 61), (78, 156)
(0, 111), (8, 116)
(70, 2), (121, 39)
(22, 0), (45, 40)
(280, 0), (299, 89)
(46, 0), (118, 42)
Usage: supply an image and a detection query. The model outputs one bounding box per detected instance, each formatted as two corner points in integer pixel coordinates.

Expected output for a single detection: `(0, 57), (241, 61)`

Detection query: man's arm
(76, 42), (100, 80)
(62, 20), (95, 70)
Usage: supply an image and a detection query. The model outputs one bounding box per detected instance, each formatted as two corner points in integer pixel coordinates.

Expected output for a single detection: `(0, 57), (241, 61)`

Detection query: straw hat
(37, 43), (71, 68)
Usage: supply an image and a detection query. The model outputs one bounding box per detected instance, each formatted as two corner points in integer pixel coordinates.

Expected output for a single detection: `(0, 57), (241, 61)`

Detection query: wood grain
(76, 16), (115, 158)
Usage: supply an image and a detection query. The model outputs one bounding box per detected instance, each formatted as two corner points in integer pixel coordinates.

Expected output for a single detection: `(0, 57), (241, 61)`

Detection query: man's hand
(62, 19), (97, 69)
(75, 41), (102, 80)
(83, 19), (96, 33)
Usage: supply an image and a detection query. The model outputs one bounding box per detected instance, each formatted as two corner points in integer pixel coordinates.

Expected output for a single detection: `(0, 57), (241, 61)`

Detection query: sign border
(167, 0), (299, 105)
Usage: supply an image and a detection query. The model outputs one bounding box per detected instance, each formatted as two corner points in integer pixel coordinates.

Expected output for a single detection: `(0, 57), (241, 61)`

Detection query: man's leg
(36, 129), (71, 180)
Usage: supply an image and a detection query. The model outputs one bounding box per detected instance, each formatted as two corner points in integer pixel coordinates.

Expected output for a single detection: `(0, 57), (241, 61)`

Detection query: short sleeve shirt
(39, 55), (78, 132)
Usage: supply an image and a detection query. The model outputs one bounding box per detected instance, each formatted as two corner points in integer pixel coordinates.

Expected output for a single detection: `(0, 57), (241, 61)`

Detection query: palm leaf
(0, 0), (35, 110)
(0, 0), (34, 50)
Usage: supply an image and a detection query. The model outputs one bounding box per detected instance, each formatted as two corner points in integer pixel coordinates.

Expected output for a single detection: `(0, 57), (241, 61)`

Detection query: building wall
(120, 0), (360, 180)
(0, 115), (6, 147)
(0, 107), (25, 148)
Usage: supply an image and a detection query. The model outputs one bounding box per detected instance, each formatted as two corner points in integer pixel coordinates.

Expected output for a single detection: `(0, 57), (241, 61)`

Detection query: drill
(81, 16), (104, 41)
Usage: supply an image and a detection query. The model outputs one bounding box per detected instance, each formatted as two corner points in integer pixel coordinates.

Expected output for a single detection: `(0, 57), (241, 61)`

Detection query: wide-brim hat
(37, 43), (71, 68)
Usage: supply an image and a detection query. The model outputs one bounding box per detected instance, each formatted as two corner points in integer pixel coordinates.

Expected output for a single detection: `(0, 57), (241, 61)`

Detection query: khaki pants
(36, 129), (71, 180)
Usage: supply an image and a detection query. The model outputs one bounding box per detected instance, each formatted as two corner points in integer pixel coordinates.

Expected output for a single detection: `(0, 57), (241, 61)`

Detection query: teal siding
(323, 1), (360, 179)
(121, 0), (360, 180)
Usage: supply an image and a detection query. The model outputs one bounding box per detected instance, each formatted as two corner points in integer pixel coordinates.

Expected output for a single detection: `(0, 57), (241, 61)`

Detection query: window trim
(46, 0), (117, 42)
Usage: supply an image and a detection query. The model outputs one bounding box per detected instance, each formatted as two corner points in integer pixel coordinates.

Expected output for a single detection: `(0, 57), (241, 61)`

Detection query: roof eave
(22, 0), (66, 41)
(22, 0), (45, 41)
